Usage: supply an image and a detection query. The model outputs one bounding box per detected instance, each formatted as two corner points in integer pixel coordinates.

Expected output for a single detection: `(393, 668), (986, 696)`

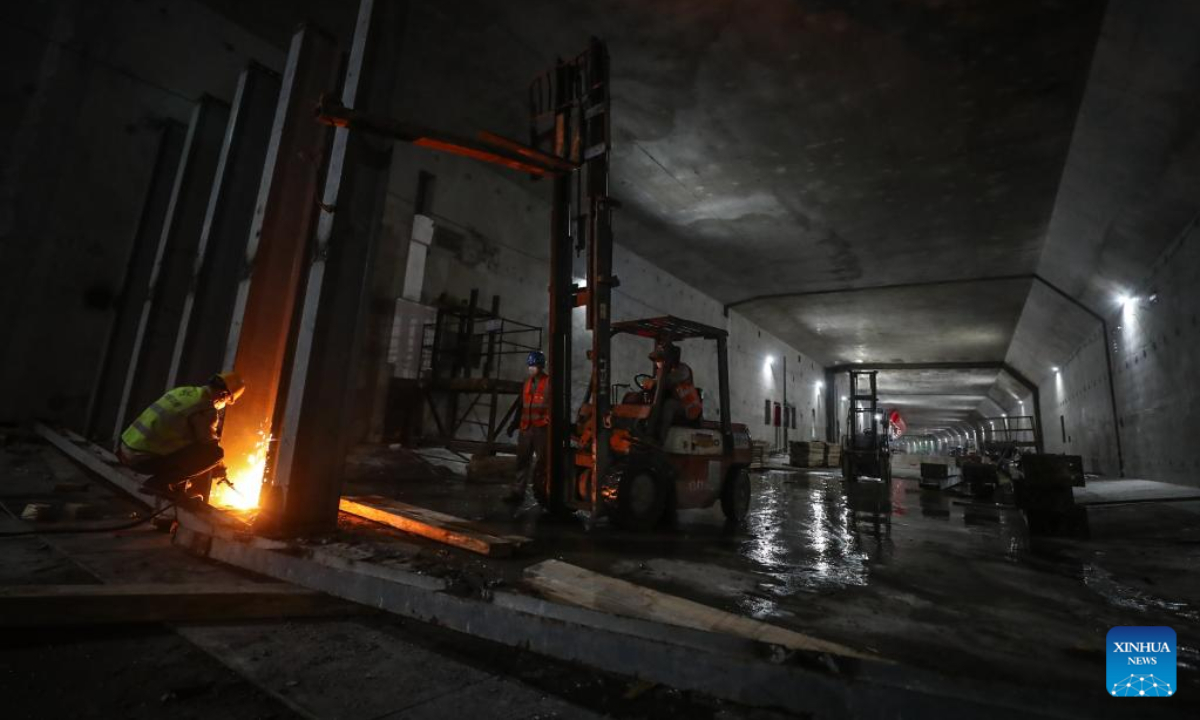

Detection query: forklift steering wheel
(634, 373), (655, 391)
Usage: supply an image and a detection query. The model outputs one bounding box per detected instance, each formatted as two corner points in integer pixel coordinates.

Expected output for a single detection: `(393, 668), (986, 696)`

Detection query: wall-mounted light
(1116, 293), (1131, 307)
(1052, 366), (1060, 374)
(840, 395), (848, 402)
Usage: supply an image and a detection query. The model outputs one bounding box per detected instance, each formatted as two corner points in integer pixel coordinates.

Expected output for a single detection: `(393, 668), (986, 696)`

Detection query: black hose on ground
(0, 501), (177, 537)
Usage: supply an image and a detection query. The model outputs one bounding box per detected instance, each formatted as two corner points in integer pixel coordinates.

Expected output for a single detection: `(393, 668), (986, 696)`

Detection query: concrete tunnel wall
(1039, 225), (1200, 487)
(383, 146), (829, 447)
(1022, 0), (1200, 487)
(0, 0), (283, 427)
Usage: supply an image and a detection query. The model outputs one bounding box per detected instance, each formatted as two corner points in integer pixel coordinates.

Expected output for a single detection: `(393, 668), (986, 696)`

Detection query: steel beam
(113, 98), (230, 436)
(265, 0), (405, 534)
(167, 64), (280, 389)
(85, 120), (187, 442)
(723, 274), (1035, 315)
(219, 26), (340, 487)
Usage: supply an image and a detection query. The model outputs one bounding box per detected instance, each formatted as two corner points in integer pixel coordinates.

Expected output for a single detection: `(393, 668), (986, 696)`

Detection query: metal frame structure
(417, 289), (543, 452)
(609, 316), (735, 450)
(976, 414), (1038, 455)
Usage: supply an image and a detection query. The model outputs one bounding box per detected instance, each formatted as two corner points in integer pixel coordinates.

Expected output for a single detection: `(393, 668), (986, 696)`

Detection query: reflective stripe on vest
(120, 386), (211, 456)
(672, 364), (703, 420)
(521, 374), (550, 430)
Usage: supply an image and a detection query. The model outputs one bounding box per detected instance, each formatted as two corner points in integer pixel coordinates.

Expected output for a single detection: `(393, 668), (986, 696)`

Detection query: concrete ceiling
(203, 0), (1146, 425)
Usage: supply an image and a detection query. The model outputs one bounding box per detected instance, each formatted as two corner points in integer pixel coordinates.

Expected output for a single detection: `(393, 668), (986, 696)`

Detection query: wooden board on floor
(33, 422), (145, 501)
(524, 559), (877, 661)
(340, 495), (531, 557)
(0, 582), (359, 627)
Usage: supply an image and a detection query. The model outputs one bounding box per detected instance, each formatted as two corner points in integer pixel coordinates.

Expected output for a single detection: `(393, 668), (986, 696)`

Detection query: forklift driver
(646, 342), (703, 441)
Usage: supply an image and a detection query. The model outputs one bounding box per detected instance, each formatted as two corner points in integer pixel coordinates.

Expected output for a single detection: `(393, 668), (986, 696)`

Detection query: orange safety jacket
(669, 363), (703, 421)
(520, 373), (550, 430)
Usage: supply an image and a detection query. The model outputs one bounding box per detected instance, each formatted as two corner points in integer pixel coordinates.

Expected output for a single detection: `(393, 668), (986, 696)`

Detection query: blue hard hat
(527, 350), (546, 367)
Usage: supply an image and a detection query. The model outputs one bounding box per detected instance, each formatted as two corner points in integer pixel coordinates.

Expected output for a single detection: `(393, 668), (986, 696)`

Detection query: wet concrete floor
(344, 447), (1200, 707)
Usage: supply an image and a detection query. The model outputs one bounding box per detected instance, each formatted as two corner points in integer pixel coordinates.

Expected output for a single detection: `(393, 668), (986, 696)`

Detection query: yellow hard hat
(212, 371), (246, 404)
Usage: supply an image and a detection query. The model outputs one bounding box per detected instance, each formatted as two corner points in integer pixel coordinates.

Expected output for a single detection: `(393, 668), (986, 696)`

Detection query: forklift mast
(848, 370), (881, 452)
(531, 39), (613, 516)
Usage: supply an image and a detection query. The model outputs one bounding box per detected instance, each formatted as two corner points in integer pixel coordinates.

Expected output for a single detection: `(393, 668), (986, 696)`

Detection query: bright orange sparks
(211, 431), (269, 511)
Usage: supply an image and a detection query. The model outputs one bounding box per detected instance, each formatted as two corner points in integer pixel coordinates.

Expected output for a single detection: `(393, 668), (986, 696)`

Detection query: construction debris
(789, 441), (826, 468)
(340, 495), (532, 557)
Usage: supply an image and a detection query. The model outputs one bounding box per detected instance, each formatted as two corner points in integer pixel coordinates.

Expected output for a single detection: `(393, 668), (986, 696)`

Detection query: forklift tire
(720, 467), (752, 525)
(616, 468), (667, 531)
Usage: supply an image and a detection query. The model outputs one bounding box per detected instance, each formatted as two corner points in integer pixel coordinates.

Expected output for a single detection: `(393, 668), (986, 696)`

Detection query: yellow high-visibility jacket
(120, 386), (219, 456)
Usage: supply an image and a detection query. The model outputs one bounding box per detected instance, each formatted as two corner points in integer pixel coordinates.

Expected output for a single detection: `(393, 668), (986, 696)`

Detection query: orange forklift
(527, 42), (751, 528)
(569, 317), (754, 528)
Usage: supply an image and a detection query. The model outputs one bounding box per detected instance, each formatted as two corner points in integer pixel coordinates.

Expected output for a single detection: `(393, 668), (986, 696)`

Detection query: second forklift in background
(841, 370), (892, 482)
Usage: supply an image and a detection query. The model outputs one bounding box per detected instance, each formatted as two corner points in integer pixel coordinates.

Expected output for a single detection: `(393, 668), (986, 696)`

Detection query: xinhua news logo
(1107, 626), (1176, 697)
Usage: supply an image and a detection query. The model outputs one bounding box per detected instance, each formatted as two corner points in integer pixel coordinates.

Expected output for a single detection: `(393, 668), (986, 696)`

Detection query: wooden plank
(0, 582), (355, 627)
(524, 559), (877, 661)
(33, 422), (146, 501)
(339, 495), (531, 557)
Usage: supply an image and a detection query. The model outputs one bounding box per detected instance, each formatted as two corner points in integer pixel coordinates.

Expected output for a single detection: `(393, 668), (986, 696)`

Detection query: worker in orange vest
(505, 351), (549, 502)
(647, 342), (703, 441)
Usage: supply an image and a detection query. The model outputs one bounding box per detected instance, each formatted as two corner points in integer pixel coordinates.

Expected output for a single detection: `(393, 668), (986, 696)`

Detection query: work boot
(137, 476), (175, 498)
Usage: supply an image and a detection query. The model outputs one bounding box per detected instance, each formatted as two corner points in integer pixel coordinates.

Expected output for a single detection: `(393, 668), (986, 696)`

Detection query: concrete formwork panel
(85, 120), (188, 442)
(267, 0), (406, 534)
(167, 64), (281, 389)
(114, 97), (230, 435)
(219, 26), (340, 479)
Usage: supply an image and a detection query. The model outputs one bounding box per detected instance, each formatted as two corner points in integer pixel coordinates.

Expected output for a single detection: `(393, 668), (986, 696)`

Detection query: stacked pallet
(789, 441), (826, 468)
(825, 443), (842, 469)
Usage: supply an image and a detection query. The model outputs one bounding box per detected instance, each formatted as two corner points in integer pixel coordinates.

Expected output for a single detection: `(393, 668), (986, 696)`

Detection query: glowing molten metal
(211, 431), (269, 511)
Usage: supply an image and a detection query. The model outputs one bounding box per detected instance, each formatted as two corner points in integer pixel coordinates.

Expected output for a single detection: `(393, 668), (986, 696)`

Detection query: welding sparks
(211, 431), (270, 511)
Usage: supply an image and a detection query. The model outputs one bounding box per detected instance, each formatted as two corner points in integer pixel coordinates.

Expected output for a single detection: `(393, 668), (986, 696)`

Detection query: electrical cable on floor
(0, 499), (177, 538)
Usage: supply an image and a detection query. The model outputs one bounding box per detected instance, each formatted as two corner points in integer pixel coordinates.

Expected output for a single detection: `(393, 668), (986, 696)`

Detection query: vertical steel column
(220, 26), (340, 486)
(85, 120), (187, 442)
(114, 97), (230, 435)
(268, 0), (405, 534)
(167, 64), (280, 389)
